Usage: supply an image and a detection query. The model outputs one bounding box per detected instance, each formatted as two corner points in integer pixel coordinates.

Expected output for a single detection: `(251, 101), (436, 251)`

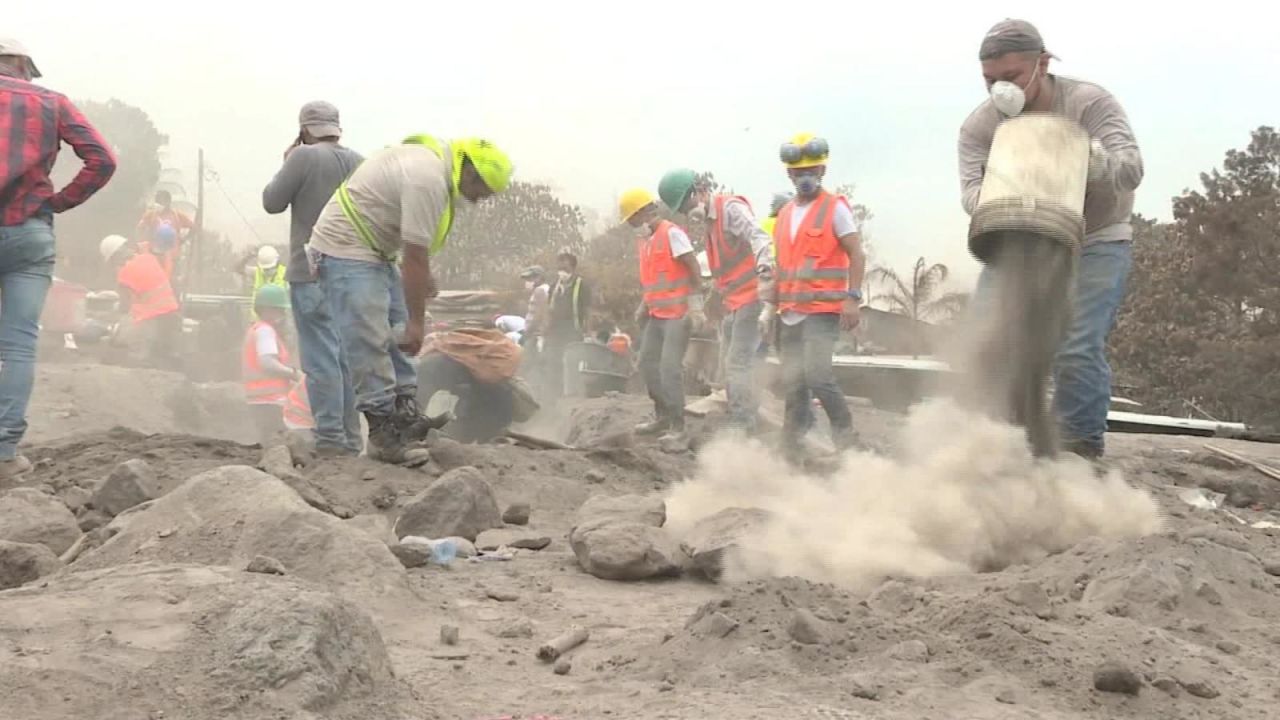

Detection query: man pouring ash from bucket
(959, 19), (1143, 460)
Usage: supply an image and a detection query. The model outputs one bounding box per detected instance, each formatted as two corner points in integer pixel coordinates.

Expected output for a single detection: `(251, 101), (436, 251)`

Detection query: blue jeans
(975, 240), (1132, 453)
(0, 218), (55, 460)
(780, 313), (852, 442)
(638, 316), (690, 427)
(318, 255), (417, 417)
(290, 280), (361, 452)
(721, 299), (762, 430)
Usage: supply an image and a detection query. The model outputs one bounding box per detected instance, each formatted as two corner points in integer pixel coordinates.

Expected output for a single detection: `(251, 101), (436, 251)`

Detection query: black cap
(979, 19), (1056, 61)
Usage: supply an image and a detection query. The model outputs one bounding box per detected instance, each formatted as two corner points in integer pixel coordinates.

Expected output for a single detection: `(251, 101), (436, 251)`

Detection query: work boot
(634, 417), (672, 436)
(366, 412), (412, 464)
(0, 455), (32, 480)
(658, 428), (690, 454)
(1062, 439), (1103, 461)
(395, 395), (452, 441)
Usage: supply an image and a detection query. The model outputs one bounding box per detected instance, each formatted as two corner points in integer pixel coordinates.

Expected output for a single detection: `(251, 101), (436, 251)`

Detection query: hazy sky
(10, 0), (1279, 285)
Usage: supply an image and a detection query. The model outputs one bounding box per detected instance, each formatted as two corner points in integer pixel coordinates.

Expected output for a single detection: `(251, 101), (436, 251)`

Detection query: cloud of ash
(664, 400), (1163, 590)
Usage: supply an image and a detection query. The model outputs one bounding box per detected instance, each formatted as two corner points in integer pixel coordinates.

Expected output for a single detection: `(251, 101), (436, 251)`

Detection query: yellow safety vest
(253, 264), (287, 293)
(335, 134), (454, 260)
(762, 217), (778, 261)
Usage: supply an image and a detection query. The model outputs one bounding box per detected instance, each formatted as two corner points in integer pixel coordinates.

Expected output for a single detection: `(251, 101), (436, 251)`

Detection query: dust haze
(666, 399), (1163, 589)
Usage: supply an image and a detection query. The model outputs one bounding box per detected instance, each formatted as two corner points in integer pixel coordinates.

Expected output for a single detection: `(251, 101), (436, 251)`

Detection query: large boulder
(569, 518), (684, 581)
(346, 514), (398, 548)
(393, 466), (502, 542)
(0, 563), (421, 719)
(679, 507), (770, 580)
(92, 458), (159, 516)
(0, 487), (82, 555)
(73, 465), (406, 601)
(576, 494), (666, 527)
(0, 540), (63, 590)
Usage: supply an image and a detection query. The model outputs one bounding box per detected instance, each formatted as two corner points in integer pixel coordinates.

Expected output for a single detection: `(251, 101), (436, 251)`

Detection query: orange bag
(422, 328), (522, 384)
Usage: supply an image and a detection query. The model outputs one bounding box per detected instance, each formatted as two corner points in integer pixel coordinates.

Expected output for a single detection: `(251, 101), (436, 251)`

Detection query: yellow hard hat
(780, 132), (830, 169)
(618, 188), (656, 222)
(454, 137), (513, 194)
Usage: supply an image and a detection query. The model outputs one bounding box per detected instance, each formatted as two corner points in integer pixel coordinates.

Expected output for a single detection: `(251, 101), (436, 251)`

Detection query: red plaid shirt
(0, 75), (116, 227)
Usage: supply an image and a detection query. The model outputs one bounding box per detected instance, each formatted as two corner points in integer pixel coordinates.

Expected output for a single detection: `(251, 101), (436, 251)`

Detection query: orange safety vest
(705, 195), (759, 311)
(242, 321), (293, 405)
(773, 191), (851, 315)
(638, 220), (693, 320)
(116, 253), (180, 323)
(283, 379), (316, 430)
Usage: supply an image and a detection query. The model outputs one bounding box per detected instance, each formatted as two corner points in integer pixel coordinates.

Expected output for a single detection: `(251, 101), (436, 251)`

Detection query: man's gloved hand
(758, 302), (777, 341)
(1087, 138), (1113, 182)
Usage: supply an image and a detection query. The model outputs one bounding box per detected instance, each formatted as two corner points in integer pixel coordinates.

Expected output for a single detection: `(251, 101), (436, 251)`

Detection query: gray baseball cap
(0, 37), (41, 78)
(978, 19), (1056, 61)
(299, 101), (341, 139)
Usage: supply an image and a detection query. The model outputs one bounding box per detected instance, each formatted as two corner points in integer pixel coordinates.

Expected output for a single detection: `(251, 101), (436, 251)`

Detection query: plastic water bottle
(429, 538), (457, 566)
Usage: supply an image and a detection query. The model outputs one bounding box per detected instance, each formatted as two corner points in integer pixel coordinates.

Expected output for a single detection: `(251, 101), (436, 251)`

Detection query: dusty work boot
(394, 394), (452, 441)
(634, 417), (672, 436)
(658, 428), (690, 454)
(365, 413), (413, 464)
(0, 455), (33, 480)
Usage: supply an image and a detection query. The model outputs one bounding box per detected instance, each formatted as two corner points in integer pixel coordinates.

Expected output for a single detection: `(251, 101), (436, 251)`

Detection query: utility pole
(182, 148), (205, 296)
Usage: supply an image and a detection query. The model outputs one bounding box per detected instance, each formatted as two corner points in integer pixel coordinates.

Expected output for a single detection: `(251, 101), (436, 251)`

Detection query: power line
(204, 164), (264, 244)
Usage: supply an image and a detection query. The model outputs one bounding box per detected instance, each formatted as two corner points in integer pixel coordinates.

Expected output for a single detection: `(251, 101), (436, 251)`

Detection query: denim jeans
(720, 299), (762, 430)
(638, 316), (690, 427)
(318, 255), (418, 417)
(290, 280), (361, 452)
(0, 218), (55, 460)
(975, 240), (1132, 454)
(779, 312), (852, 442)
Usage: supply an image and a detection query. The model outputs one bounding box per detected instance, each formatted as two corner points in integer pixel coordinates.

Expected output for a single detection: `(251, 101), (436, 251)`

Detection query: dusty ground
(2, 362), (1280, 719)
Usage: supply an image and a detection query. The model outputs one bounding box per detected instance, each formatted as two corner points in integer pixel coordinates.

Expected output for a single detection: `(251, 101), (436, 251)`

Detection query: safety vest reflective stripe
(639, 220), (692, 320)
(282, 380), (315, 430)
(335, 135), (454, 261)
(705, 195), (759, 311)
(242, 321), (292, 404)
(773, 191), (850, 315)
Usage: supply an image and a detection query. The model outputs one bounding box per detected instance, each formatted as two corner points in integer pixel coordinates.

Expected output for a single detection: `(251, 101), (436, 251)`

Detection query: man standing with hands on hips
(760, 133), (865, 460)
(959, 19), (1143, 460)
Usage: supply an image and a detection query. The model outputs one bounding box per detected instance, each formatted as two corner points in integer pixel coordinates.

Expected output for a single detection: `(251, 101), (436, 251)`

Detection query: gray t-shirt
(262, 141), (364, 282)
(958, 75), (1144, 243)
(307, 144), (453, 264)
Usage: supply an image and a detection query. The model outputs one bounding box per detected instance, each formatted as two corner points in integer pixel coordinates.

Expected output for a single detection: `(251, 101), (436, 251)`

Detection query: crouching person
(242, 284), (306, 445)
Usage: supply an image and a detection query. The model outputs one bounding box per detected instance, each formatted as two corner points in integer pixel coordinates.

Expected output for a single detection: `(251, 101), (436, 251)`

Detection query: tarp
(423, 328), (522, 384)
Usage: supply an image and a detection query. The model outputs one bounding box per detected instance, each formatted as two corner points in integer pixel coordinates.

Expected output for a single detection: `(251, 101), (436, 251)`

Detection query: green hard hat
(254, 283), (290, 310)
(657, 168), (698, 213)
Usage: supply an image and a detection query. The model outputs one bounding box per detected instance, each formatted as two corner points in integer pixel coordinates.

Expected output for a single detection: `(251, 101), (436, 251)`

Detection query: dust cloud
(665, 399), (1163, 590)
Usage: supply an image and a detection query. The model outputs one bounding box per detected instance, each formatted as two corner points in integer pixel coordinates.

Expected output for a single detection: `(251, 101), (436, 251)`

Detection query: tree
(50, 99), (167, 286)
(870, 257), (968, 323)
(1109, 127), (1280, 426)
(435, 181), (586, 290)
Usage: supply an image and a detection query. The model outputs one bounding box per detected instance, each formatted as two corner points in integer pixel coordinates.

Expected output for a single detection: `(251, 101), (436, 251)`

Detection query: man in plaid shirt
(0, 38), (116, 478)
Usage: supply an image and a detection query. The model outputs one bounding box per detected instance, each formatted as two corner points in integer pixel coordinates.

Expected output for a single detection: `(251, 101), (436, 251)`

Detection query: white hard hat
(257, 245), (280, 269)
(99, 235), (129, 262)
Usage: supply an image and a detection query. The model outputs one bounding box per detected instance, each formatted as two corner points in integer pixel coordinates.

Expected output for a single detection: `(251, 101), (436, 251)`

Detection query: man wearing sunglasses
(619, 187), (705, 447)
(760, 134), (866, 457)
(657, 169), (772, 433)
(959, 19), (1143, 460)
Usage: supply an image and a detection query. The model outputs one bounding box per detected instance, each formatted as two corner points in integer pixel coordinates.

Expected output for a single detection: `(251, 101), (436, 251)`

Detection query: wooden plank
(505, 430), (574, 451)
(1205, 444), (1280, 484)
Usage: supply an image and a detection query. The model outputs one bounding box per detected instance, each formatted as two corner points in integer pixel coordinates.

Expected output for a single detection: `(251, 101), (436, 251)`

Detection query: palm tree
(870, 257), (969, 323)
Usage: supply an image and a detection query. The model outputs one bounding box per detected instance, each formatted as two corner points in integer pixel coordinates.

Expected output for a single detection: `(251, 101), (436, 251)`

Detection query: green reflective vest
(335, 134), (454, 260)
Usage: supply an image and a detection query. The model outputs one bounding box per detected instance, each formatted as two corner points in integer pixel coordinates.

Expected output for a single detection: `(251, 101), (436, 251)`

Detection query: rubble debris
(553, 657), (571, 675)
(92, 458), (159, 516)
(537, 626), (589, 662)
(886, 639), (930, 663)
(584, 469), (606, 484)
(245, 555), (286, 575)
(1152, 676), (1181, 696)
(76, 509), (111, 533)
(58, 486), (92, 514)
(476, 528), (551, 551)
(440, 625), (460, 646)
(679, 507), (770, 580)
(569, 519), (683, 581)
(390, 542), (432, 569)
(0, 487), (82, 556)
(502, 503), (531, 526)
(1093, 661), (1142, 695)
(0, 540), (63, 590)
(394, 466), (503, 542)
(486, 588), (519, 602)
(494, 618), (535, 639)
(576, 493), (666, 527)
(1177, 674), (1221, 699)
(787, 609), (832, 645)
(867, 580), (920, 616)
(689, 611), (739, 639)
(1005, 580), (1056, 619)
(345, 514), (398, 548)
(259, 445), (301, 481)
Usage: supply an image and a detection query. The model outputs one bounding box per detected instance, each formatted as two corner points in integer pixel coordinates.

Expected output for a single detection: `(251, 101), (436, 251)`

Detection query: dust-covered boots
(394, 395), (452, 441)
(365, 412), (416, 464)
